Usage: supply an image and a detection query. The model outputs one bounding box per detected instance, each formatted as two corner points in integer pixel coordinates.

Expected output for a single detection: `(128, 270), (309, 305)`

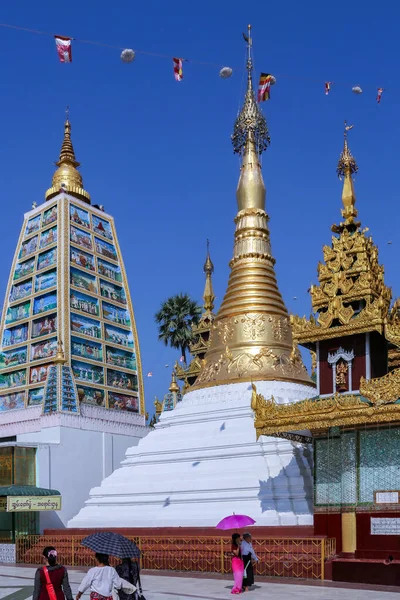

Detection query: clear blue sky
(0, 0), (399, 416)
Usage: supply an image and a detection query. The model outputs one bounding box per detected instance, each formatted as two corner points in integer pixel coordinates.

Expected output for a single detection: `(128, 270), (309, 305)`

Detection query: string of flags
(325, 81), (383, 103)
(0, 23), (389, 103)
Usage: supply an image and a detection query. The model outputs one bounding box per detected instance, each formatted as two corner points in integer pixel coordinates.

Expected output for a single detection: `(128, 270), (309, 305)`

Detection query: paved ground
(0, 565), (399, 599)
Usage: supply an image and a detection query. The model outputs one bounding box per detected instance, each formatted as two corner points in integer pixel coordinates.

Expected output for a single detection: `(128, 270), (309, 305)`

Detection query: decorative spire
(45, 115), (91, 203)
(169, 371), (180, 393)
(192, 28), (312, 390)
(231, 25), (270, 156)
(54, 339), (66, 364)
(203, 240), (215, 313)
(333, 121), (359, 232)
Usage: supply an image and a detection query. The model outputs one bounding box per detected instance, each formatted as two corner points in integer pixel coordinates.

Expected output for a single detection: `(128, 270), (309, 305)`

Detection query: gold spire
(169, 371), (180, 393)
(192, 28), (312, 390)
(54, 339), (66, 364)
(203, 240), (215, 312)
(45, 116), (91, 203)
(332, 121), (359, 232)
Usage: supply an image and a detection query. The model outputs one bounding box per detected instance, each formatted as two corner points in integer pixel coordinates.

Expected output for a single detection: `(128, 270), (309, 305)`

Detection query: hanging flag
(179, 356), (185, 363)
(147, 372), (153, 377)
(325, 81), (333, 95)
(54, 36), (72, 63)
(377, 88), (384, 104)
(258, 73), (273, 102)
(173, 58), (183, 82)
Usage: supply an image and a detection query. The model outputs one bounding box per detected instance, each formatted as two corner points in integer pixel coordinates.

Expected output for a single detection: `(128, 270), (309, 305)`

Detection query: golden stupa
(193, 26), (312, 390)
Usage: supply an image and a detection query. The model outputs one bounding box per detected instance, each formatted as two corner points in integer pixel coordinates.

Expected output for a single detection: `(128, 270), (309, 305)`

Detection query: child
(240, 533), (259, 591)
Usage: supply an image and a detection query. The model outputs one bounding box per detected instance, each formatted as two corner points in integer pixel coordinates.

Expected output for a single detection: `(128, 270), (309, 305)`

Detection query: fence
(16, 535), (336, 580)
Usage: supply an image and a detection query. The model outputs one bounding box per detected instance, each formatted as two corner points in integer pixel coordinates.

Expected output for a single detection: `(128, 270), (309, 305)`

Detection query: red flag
(179, 356), (185, 363)
(325, 81), (333, 95)
(258, 73), (272, 102)
(377, 88), (384, 104)
(147, 372), (153, 377)
(54, 36), (72, 63)
(173, 58), (183, 82)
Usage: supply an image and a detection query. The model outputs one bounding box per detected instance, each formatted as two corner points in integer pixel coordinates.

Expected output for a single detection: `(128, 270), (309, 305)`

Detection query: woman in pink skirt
(231, 533), (244, 594)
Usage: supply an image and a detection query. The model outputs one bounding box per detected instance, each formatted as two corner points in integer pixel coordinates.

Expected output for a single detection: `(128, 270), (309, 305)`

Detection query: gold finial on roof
(45, 115), (91, 203)
(333, 121), (359, 231)
(54, 339), (66, 364)
(192, 28), (312, 390)
(169, 371), (180, 393)
(203, 240), (215, 313)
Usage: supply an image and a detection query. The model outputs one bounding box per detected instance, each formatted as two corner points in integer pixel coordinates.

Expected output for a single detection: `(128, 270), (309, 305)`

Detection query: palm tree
(155, 293), (202, 362)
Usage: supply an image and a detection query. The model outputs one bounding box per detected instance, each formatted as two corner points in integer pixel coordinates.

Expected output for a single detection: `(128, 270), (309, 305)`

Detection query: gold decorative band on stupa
(45, 119), (91, 203)
(192, 27), (312, 390)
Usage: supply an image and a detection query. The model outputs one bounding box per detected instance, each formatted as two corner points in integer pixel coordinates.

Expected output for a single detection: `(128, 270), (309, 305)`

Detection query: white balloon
(219, 67), (233, 79)
(121, 49), (136, 63)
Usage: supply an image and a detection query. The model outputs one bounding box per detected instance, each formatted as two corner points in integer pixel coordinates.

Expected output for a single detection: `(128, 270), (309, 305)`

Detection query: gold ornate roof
(251, 383), (400, 439)
(291, 125), (391, 345)
(192, 28), (312, 390)
(45, 119), (91, 203)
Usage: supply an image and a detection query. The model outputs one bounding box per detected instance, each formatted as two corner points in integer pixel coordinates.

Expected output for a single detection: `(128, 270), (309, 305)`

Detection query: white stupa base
(68, 380), (315, 528)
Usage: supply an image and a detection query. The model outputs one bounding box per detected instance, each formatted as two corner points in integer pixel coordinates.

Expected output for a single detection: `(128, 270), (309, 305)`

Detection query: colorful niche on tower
(33, 292), (57, 315)
(10, 280), (32, 302)
(6, 301), (31, 324)
(0, 391), (25, 411)
(29, 363), (51, 384)
(35, 269), (56, 293)
(37, 248), (56, 271)
(70, 205), (90, 229)
(39, 226), (57, 249)
(106, 346), (136, 370)
(0, 369), (26, 389)
(104, 324), (133, 347)
(28, 386), (44, 406)
(71, 248), (95, 272)
(70, 290), (99, 316)
(30, 337), (57, 362)
(71, 360), (104, 385)
(102, 302), (130, 326)
(31, 314), (57, 339)
(71, 226), (92, 250)
(97, 259), (122, 282)
(14, 258), (35, 281)
(0, 347), (27, 370)
(70, 267), (97, 294)
(25, 215), (41, 237)
(107, 368), (137, 391)
(77, 385), (105, 407)
(2, 324), (28, 347)
(70, 313), (101, 339)
(19, 236), (38, 259)
(43, 205), (57, 227)
(92, 215), (113, 240)
(71, 337), (103, 362)
(95, 238), (117, 261)
(109, 392), (138, 412)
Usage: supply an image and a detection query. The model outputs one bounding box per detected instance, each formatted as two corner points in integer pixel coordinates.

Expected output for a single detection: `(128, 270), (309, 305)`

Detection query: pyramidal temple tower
(0, 119), (147, 530)
(69, 28), (316, 529)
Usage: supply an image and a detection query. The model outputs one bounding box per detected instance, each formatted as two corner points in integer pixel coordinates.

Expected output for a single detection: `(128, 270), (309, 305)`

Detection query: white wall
(17, 425), (145, 531)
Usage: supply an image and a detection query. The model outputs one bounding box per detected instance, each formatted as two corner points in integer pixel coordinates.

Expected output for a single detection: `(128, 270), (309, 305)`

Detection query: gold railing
(16, 535), (336, 580)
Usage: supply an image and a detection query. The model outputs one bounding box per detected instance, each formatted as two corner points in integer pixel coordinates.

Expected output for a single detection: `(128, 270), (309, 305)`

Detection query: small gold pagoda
(192, 26), (312, 390)
(252, 123), (400, 558)
(175, 242), (216, 392)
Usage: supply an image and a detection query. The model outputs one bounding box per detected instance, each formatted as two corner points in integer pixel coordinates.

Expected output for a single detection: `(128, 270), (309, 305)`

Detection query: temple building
(0, 119), (147, 541)
(69, 28), (317, 529)
(252, 125), (400, 582)
(175, 242), (215, 391)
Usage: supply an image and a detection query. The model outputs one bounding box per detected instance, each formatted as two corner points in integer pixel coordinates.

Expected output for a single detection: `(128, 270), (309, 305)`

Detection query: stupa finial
(54, 339), (66, 364)
(45, 115), (91, 203)
(169, 371), (180, 393)
(203, 240), (215, 313)
(333, 121), (359, 232)
(231, 25), (270, 157)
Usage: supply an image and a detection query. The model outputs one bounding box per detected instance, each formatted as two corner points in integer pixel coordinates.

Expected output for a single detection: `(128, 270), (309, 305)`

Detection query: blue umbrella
(81, 532), (141, 559)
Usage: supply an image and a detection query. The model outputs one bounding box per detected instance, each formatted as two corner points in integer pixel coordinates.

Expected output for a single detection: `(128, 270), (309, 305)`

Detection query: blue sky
(0, 1), (399, 416)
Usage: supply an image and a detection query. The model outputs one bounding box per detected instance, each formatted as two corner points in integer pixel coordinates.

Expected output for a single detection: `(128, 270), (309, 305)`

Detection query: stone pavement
(0, 565), (399, 599)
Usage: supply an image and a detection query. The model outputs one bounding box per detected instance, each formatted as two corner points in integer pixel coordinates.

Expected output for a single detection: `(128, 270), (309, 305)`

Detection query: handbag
(136, 573), (146, 600)
(42, 566), (57, 600)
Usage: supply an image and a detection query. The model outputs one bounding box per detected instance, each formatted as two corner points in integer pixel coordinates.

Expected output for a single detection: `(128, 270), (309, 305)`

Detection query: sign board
(374, 491), (400, 504)
(5, 496), (61, 512)
(371, 517), (400, 535)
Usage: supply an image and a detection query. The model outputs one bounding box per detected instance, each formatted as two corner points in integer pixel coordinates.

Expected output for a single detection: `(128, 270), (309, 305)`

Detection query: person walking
(115, 558), (139, 600)
(33, 546), (73, 600)
(241, 533), (259, 591)
(76, 553), (122, 600)
(231, 533), (244, 594)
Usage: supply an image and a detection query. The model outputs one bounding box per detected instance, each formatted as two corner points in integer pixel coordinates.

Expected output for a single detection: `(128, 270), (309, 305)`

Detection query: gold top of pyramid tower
(193, 26), (312, 389)
(45, 114), (91, 203)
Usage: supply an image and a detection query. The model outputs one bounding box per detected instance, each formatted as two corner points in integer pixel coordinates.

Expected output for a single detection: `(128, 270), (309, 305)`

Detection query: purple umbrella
(216, 514), (256, 530)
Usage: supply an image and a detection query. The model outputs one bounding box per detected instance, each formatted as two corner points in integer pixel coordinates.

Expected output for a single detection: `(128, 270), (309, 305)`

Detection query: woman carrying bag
(33, 546), (73, 600)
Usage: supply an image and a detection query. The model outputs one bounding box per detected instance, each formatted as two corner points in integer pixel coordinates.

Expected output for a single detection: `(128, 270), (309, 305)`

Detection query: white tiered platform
(68, 380), (315, 528)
